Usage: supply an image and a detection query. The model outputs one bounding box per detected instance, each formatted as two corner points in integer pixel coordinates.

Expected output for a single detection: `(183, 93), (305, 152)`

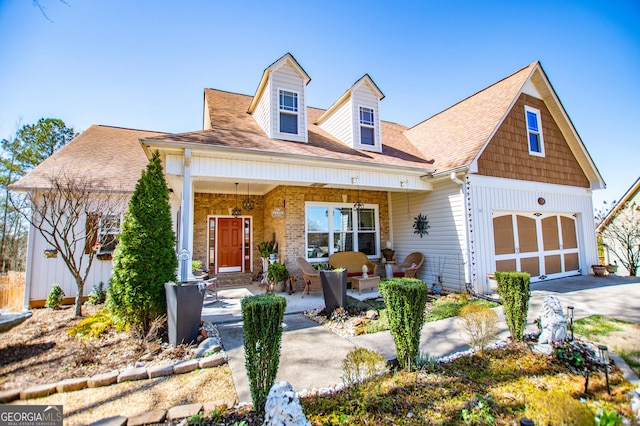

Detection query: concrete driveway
(529, 275), (640, 324)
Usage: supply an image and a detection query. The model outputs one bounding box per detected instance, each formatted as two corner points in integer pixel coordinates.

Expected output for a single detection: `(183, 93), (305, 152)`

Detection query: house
(596, 177), (640, 276)
(12, 53), (605, 307)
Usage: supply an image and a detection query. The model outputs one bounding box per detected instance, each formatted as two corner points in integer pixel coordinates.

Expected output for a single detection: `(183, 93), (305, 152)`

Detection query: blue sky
(0, 0), (638, 208)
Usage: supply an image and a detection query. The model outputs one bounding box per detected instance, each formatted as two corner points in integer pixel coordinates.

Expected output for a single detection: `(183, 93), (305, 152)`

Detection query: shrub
(241, 293), (287, 414)
(461, 394), (496, 425)
(68, 308), (113, 339)
(342, 347), (386, 387)
(458, 304), (499, 353)
(45, 283), (64, 309)
(495, 271), (530, 341)
(86, 282), (107, 305)
(524, 388), (594, 425)
(107, 151), (177, 334)
(379, 278), (428, 369)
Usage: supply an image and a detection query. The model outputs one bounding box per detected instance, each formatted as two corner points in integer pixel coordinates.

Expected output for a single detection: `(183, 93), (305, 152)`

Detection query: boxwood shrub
(379, 278), (428, 369)
(495, 271), (530, 341)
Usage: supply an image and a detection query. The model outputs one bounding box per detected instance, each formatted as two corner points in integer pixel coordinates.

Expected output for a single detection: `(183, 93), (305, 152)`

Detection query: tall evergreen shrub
(241, 294), (286, 414)
(495, 271), (531, 341)
(379, 278), (428, 369)
(107, 151), (177, 333)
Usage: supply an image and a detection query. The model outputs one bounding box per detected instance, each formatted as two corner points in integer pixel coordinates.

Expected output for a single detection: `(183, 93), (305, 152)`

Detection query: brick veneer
(193, 186), (390, 292)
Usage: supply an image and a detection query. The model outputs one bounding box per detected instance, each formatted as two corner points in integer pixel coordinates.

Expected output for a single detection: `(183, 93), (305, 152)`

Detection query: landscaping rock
(88, 370), (119, 388)
(57, 377), (89, 393)
(147, 364), (173, 378)
(89, 415), (128, 426)
(166, 403), (202, 420)
(127, 409), (167, 426)
(199, 352), (225, 368)
(117, 367), (148, 383)
(20, 383), (57, 399)
(173, 359), (199, 374)
(203, 399), (236, 415)
(0, 388), (21, 403)
(365, 309), (379, 320)
(264, 381), (310, 426)
(195, 337), (222, 357)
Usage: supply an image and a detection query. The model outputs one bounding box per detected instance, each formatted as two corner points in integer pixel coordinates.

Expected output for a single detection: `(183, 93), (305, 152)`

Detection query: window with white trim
(359, 106), (375, 146)
(97, 214), (121, 253)
(279, 90), (298, 134)
(305, 202), (379, 260)
(525, 106), (544, 156)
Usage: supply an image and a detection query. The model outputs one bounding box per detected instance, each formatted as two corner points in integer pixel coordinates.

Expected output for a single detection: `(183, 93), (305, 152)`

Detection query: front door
(217, 218), (243, 272)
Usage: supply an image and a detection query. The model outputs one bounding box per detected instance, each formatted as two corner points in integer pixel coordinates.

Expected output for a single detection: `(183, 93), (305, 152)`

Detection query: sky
(0, 0), (638, 209)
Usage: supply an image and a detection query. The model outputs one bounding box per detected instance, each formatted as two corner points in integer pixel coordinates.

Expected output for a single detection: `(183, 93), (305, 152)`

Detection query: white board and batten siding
(390, 179), (468, 293)
(317, 98), (353, 147)
(25, 219), (113, 305)
(269, 63), (307, 143)
(468, 174), (599, 292)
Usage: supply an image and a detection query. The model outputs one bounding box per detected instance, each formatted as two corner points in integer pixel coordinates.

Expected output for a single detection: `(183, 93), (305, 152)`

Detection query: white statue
(362, 264), (369, 278)
(538, 295), (568, 345)
(264, 381), (311, 426)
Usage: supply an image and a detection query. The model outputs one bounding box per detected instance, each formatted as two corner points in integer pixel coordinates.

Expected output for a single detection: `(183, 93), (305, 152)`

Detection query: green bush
(457, 304), (499, 353)
(86, 282), (107, 305)
(241, 293), (287, 414)
(342, 347), (386, 387)
(45, 283), (64, 309)
(379, 278), (428, 369)
(107, 151), (177, 334)
(495, 271), (530, 341)
(68, 308), (113, 339)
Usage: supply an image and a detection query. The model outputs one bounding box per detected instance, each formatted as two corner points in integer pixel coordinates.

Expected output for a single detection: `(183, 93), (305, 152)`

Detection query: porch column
(179, 149), (193, 282)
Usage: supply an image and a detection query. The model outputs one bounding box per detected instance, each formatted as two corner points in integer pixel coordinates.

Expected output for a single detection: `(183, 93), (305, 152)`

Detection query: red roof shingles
(11, 125), (165, 192)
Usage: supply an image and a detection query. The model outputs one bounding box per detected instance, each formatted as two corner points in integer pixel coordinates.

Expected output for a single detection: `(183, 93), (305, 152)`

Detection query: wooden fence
(0, 271), (25, 312)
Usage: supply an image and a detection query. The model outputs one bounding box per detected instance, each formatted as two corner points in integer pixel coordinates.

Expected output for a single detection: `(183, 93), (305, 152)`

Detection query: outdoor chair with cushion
(328, 251), (377, 283)
(296, 257), (322, 294)
(392, 252), (424, 278)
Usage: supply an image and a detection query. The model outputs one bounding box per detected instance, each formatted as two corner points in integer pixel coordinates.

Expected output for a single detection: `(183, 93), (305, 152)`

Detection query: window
(525, 106), (544, 156)
(279, 90), (298, 134)
(305, 202), (379, 260)
(97, 215), (121, 253)
(359, 107), (375, 145)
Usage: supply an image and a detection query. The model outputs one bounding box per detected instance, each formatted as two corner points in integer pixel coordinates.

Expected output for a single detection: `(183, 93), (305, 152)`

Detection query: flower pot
(320, 270), (347, 316)
(605, 265), (618, 274)
(382, 250), (395, 261)
(592, 265), (606, 277)
(164, 282), (205, 346)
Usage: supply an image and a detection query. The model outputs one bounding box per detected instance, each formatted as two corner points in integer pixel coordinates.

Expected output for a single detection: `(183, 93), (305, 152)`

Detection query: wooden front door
(218, 218), (243, 272)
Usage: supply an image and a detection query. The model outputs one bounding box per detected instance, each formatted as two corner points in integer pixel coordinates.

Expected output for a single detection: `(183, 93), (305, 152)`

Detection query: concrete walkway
(210, 275), (640, 404)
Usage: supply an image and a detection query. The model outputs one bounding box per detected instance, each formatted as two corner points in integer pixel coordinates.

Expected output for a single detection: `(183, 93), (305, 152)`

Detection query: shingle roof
(405, 63), (537, 174)
(10, 125), (165, 192)
(147, 89), (431, 170)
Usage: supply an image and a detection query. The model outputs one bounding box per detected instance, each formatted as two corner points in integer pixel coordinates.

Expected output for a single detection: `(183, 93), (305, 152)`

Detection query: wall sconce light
(566, 306), (574, 341)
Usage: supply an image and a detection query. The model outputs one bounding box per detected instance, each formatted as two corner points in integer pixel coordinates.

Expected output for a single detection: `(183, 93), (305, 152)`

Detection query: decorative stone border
(0, 327), (227, 405)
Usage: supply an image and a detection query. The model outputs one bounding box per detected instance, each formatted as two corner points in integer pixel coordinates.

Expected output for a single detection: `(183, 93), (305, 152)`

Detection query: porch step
(212, 272), (254, 289)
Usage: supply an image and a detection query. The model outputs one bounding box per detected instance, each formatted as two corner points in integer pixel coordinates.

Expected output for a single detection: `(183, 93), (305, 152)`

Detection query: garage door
(492, 212), (580, 282)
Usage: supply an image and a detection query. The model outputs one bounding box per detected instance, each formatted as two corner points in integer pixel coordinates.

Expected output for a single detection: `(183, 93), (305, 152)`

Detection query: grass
(349, 294), (499, 335)
(574, 315), (640, 376)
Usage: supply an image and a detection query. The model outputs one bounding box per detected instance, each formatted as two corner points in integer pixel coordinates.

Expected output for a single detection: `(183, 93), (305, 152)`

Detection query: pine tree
(108, 150), (177, 333)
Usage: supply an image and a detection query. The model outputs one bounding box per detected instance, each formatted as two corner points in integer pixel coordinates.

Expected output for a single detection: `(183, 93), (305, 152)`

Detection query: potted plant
(259, 241), (276, 259)
(192, 259), (206, 277)
(382, 247), (395, 261)
(267, 261), (289, 292)
(605, 263), (618, 274)
(592, 264), (606, 277)
(319, 268), (347, 315)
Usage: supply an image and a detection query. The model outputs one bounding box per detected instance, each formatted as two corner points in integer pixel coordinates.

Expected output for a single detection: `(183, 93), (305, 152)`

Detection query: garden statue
(538, 295), (568, 345)
(264, 381), (311, 426)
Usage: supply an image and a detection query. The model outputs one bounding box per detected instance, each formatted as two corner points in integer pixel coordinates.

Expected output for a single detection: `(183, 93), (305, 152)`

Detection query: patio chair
(296, 257), (322, 295)
(392, 252), (424, 278)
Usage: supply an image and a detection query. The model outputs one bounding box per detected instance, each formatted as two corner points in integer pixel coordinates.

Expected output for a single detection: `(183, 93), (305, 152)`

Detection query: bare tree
(13, 173), (127, 316)
(597, 200), (640, 277)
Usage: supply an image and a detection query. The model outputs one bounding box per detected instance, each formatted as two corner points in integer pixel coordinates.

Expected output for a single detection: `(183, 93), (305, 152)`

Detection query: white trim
(525, 105), (545, 157)
(356, 104), (379, 151)
(277, 88), (300, 136)
(206, 215), (253, 274)
(471, 174), (590, 195)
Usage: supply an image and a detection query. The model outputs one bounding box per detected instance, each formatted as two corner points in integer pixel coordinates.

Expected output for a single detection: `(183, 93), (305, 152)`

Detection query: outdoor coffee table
(351, 275), (380, 294)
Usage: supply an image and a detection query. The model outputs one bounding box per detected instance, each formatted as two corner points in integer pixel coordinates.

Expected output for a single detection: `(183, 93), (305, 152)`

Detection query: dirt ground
(1, 305), (238, 424)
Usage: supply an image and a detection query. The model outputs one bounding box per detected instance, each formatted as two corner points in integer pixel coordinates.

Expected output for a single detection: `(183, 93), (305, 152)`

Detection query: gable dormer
(315, 74), (384, 153)
(248, 53), (311, 143)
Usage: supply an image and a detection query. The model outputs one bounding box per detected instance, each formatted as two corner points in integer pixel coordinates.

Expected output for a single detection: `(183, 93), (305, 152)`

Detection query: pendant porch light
(231, 182), (242, 217)
(242, 183), (255, 211)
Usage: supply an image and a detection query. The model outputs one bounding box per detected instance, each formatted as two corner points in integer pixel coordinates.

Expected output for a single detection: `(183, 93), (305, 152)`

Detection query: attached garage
(493, 212), (580, 282)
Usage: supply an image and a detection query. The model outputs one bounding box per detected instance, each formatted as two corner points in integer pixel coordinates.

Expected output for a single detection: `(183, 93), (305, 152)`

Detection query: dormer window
(279, 90), (298, 134)
(525, 106), (544, 156)
(359, 107), (375, 145)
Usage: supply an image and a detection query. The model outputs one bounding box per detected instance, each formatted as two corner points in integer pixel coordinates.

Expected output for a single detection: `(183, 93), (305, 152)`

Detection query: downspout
(23, 219), (36, 311)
